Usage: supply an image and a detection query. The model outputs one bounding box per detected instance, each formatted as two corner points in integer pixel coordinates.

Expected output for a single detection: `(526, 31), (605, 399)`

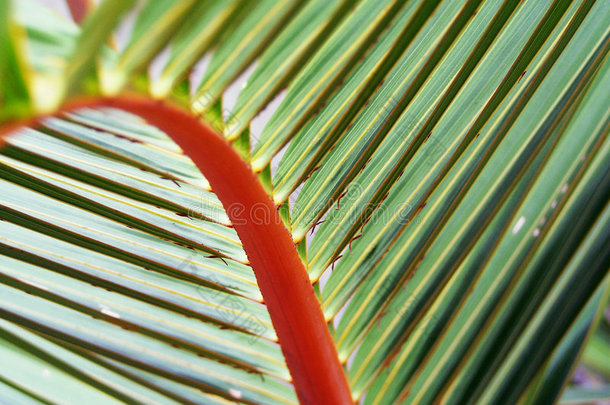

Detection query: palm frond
(1, 0), (608, 403)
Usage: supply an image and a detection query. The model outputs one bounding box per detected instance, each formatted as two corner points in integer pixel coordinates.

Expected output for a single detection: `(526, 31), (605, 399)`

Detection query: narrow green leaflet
(0, 156), (239, 261)
(0, 284), (297, 404)
(0, 226), (270, 334)
(477, 201), (609, 404)
(341, 3), (608, 396)
(287, 0), (478, 247)
(0, 379), (44, 405)
(361, 135), (557, 404)
(250, 0), (407, 171)
(438, 71), (608, 402)
(322, 0), (558, 318)
(100, 0), (198, 95)
(80, 354), (237, 404)
(403, 53), (609, 405)
(64, 0), (135, 97)
(62, 108), (213, 189)
(226, 0), (354, 138)
(273, 0), (447, 208)
(527, 282), (608, 405)
(192, 0), (302, 114)
(0, 319), (187, 404)
(0, 327), (124, 404)
(2, 130), (227, 224)
(152, 0), (241, 99)
(0, 211), (273, 322)
(0, 169), (253, 287)
(443, 122), (605, 403)
(0, 129), (243, 259)
(0, 0), (30, 121)
(561, 386), (610, 404)
(305, 0), (521, 277)
(580, 327), (610, 378)
(10, 0), (79, 112)
(0, 257), (289, 380)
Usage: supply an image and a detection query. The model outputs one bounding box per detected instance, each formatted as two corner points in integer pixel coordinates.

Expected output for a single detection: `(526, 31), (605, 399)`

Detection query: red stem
(1, 96), (352, 404)
(65, 0), (91, 24)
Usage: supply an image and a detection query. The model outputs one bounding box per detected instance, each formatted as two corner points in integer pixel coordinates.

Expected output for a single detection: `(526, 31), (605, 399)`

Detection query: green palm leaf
(0, 0), (608, 403)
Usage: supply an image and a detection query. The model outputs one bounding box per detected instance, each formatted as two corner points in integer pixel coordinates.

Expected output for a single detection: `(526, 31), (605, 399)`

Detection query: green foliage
(0, 0), (608, 403)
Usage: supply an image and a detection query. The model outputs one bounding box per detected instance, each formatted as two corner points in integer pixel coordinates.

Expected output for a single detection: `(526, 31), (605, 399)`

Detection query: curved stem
(1, 96), (352, 405)
(66, 0), (92, 24)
